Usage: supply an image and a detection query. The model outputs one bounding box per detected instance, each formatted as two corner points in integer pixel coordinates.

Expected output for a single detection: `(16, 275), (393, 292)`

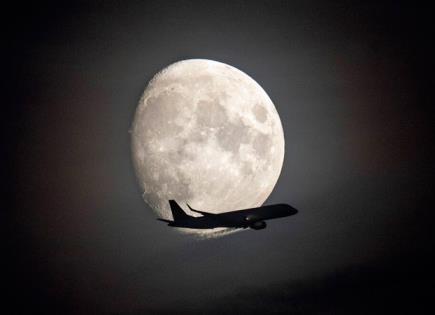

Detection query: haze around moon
(131, 59), (284, 237)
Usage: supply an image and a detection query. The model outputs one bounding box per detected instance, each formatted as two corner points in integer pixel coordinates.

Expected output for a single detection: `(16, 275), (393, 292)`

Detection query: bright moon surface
(131, 59), (284, 237)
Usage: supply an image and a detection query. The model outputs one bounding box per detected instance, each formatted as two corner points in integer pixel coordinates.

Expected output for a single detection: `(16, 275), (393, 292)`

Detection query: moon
(131, 59), (284, 238)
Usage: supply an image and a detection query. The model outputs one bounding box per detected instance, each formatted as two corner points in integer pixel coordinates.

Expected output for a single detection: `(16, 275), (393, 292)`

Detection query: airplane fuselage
(161, 202), (298, 230)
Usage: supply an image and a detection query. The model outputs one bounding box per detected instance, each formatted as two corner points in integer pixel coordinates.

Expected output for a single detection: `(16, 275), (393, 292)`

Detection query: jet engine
(249, 220), (267, 230)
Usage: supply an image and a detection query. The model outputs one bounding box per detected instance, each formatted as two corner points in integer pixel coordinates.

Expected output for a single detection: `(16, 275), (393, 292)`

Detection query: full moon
(131, 59), (284, 237)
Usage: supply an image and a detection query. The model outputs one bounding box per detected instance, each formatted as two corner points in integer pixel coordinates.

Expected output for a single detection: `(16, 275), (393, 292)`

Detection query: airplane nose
(287, 207), (298, 215)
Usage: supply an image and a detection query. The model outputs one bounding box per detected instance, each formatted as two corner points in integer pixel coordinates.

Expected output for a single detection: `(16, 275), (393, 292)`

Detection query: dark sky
(6, 1), (434, 314)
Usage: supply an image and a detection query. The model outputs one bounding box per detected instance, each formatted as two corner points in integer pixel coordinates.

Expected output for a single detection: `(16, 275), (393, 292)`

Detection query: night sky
(6, 1), (434, 314)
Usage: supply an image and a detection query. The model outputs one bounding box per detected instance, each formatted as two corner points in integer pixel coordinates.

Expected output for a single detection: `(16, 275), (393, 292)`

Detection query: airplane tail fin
(169, 200), (190, 221)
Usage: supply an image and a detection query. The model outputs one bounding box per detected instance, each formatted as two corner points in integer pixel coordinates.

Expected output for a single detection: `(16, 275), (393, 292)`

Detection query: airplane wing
(187, 203), (216, 216)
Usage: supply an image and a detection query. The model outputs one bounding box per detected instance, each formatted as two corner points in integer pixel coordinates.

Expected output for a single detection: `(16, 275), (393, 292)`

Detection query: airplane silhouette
(158, 200), (298, 230)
